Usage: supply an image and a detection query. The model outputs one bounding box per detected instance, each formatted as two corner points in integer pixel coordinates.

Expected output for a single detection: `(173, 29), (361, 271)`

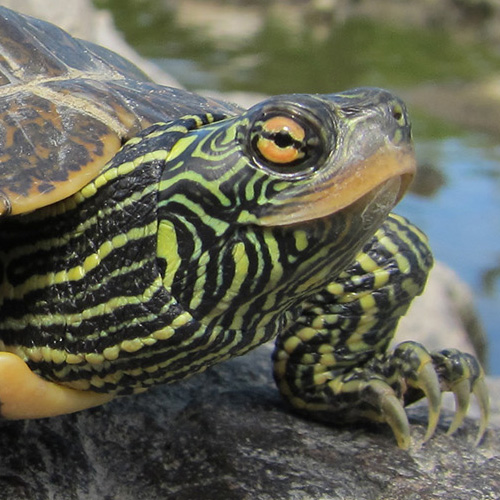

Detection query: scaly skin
(0, 89), (489, 449)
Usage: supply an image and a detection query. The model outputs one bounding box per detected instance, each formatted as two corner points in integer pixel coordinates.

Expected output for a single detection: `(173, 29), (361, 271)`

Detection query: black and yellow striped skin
(273, 214), (434, 412)
(0, 89), (409, 393)
(274, 213), (433, 380)
(0, 88), (489, 447)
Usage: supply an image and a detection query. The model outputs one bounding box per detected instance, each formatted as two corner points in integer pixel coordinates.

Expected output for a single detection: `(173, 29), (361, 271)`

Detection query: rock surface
(0, 344), (498, 500)
(0, 1), (497, 499)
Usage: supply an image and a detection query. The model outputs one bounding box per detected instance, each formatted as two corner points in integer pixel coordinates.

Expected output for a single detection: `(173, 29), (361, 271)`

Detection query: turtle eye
(246, 111), (326, 177)
(255, 116), (306, 165)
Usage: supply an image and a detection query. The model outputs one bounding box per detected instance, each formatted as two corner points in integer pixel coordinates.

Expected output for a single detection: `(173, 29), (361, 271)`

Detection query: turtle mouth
(259, 142), (416, 226)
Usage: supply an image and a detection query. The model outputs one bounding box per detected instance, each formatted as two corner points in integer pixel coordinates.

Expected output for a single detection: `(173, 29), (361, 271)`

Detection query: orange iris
(256, 116), (306, 164)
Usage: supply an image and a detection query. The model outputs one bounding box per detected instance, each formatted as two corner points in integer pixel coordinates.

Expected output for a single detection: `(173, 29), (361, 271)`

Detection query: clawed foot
(369, 342), (490, 448)
(432, 348), (489, 443)
(275, 341), (489, 449)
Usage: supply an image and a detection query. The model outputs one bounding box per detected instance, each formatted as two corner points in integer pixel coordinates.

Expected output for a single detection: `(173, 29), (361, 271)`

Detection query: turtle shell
(0, 6), (240, 216)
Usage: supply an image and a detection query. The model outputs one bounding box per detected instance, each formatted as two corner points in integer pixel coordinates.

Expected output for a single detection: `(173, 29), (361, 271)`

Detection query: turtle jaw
(259, 141), (416, 226)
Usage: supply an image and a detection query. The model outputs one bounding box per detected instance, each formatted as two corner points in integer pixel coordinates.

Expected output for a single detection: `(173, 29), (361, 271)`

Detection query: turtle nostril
(391, 104), (404, 123)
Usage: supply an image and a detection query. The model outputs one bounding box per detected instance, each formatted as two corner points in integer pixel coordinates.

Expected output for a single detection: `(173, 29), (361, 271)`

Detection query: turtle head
(234, 88), (414, 227)
(157, 88), (415, 328)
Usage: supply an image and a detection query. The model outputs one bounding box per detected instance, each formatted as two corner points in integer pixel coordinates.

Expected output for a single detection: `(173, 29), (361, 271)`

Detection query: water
(95, 0), (500, 373)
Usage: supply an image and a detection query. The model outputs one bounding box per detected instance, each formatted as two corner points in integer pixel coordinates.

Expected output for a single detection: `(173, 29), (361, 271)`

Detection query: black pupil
(272, 130), (295, 149)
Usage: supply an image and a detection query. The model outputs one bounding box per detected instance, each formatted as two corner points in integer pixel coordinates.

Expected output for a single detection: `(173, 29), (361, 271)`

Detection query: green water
(95, 0), (500, 373)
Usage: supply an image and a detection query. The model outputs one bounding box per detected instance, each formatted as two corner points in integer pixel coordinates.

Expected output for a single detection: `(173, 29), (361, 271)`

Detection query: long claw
(473, 378), (490, 446)
(416, 362), (442, 442)
(447, 378), (471, 436)
(381, 391), (411, 449)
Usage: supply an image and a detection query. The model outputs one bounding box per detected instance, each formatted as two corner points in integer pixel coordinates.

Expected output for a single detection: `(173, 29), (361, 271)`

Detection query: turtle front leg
(0, 352), (113, 419)
(273, 214), (489, 448)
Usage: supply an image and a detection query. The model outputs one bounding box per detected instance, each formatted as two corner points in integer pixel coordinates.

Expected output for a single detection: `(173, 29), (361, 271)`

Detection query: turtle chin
(258, 143), (416, 227)
(265, 173), (411, 231)
(352, 176), (410, 230)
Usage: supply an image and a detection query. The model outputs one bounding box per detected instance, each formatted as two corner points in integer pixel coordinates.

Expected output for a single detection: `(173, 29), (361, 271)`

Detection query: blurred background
(93, 0), (500, 373)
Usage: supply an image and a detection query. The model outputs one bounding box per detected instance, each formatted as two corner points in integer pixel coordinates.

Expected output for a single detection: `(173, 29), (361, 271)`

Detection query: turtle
(0, 6), (489, 449)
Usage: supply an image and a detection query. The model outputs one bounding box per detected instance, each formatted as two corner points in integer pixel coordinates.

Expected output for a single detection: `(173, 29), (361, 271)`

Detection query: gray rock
(0, 344), (498, 500)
